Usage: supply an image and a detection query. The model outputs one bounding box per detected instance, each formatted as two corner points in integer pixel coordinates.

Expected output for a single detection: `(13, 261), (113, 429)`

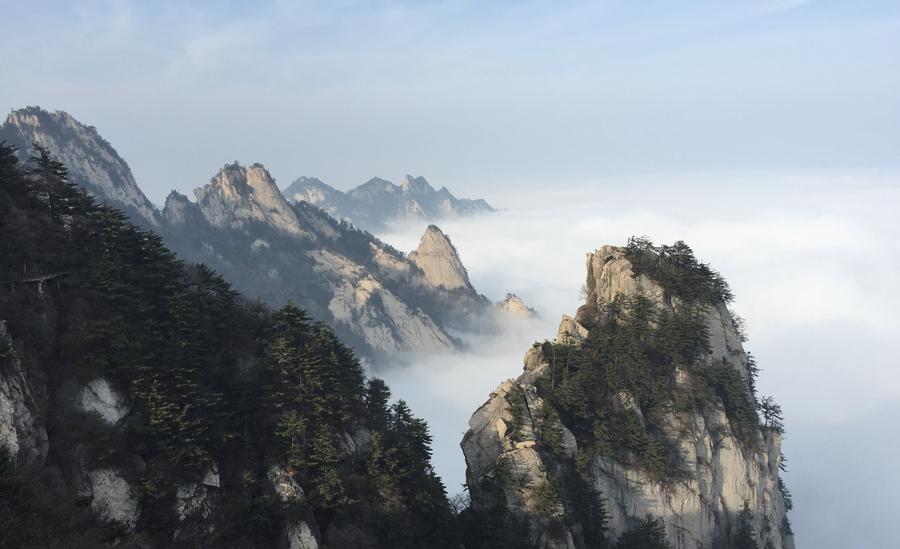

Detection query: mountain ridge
(283, 173), (494, 233)
(0, 105), (511, 364)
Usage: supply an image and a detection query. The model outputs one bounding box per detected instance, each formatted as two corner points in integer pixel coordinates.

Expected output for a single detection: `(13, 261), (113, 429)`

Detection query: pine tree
(616, 515), (671, 549)
(733, 503), (759, 549)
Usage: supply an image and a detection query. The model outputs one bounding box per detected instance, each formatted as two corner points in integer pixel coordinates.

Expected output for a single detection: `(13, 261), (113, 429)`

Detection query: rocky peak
(462, 241), (794, 549)
(162, 190), (195, 226)
(193, 162), (312, 239)
(1, 106), (159, 226)
(408, 225), (473, 291)
(400, 175), (434, 195)
(498, 293), (538, 317)
(580, 244), (748, 377)
(348, 177), (398, 199)
(283, 176), (334, 206)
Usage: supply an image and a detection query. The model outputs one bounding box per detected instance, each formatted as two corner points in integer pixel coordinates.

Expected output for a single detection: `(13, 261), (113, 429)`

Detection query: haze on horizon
(1, 0), (899, 204)
(2, 2), (899, 549)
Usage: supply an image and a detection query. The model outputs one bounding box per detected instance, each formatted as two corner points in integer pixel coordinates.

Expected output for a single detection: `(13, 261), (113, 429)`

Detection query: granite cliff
(461, 242), (794, 549)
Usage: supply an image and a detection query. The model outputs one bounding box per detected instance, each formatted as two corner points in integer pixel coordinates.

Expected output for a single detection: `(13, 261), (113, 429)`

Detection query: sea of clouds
(373, 172), (900, 549)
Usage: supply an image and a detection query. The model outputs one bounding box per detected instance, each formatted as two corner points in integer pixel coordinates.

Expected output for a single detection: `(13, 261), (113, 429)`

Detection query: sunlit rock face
(309, 249), (457, 355)
(284, 174), (494, 233)
(7, 107), (495, 363)
(76, 378), (130, 425)
(498, 293), (538, 318)
(0, 106), (160, 227)
(84, 468), (140, 530)
(462, 244), (795, 549)
(194, 163), (313, 239)
(0, 321), (49, 471)
(409, 225), (474, 291)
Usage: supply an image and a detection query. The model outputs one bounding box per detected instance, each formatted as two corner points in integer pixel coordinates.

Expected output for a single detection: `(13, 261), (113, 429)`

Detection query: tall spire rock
(193, 162), (313, 239)
(409, 225), (474, 291)
(462, 241), (795, 549)
(0, 107), (160, 226)
(498, 293), (538, 317)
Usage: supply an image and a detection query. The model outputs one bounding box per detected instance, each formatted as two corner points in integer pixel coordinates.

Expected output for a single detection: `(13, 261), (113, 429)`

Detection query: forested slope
(0, 143), (455, 548)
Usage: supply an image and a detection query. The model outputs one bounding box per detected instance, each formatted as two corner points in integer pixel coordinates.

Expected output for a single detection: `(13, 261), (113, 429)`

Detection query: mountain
(162, 163), (492, 361)
(409, 225), (475, 291)
(460, 240), (795, 549)
(283, 174), (495, 233)
(1, 106), (160, 227)
(0, 106), (508, 364)
(497, 293), (538, 318)
(0, 145), (458, 547)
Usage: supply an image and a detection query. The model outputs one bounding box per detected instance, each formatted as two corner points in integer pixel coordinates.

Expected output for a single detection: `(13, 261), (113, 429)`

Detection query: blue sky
(2, 0), (899, 203)
(2, 3), (899, 547)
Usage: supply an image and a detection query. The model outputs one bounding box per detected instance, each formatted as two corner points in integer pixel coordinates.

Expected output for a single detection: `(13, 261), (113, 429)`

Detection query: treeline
(0, 142), (454, 547)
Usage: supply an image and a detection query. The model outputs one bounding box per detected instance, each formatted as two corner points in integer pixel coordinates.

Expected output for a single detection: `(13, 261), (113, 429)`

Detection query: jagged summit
(194, 162), (312, 239)
(0, 106), (159, 226)
(4, 105), (500, 363)
(462, 240), (794, 549)
(284, 173), (495, 233)
(400, 174), (433, 194)
(498, 293), (538, 317)
(409, 225), (474, 291)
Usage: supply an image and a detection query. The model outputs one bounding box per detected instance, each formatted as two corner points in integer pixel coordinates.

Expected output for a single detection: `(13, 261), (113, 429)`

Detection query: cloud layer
(377, 173), (900, 549)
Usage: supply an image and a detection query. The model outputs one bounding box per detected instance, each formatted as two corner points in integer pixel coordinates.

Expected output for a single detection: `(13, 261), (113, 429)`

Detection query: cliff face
(0, 107), (160, 227)
(462, 244), (794, 549)
(194, 162), (314, 239)
(409, 225), (475, 292)
(284, 174), (494, 233)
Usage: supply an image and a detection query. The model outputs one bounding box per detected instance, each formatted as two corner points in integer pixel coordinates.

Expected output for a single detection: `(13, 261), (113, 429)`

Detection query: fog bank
(376, 172), (900, 549)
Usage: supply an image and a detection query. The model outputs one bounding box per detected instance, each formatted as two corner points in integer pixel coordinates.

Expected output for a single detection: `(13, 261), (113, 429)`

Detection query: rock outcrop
(0, 321), (48, 471)
(194, 162), (313, 239)
(409, 225), (475, 291)
(498, 293), (538, 318)
(0, 107), (160, 226)
(283, 174), (494, 233)
(462, 244), (795, 549)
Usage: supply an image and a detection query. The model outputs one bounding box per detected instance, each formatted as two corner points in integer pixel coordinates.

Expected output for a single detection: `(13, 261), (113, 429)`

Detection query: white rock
(462, 244), (794, 549)
(556, 315), (588, 345)
(310, 250), (456, 354)
(285, 520), (319, 549)
(194, 163), (313, 239)
(0, 322), (48, 470)
(408, 225), (474, 291)
(268, 464), (304, 501)
(76, 378), (130, 424)
(498, 293), (538, 317)
(87, 468), (140, 530)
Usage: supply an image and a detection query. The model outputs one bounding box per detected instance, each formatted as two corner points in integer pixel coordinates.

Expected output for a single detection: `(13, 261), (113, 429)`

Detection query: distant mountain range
(283, 174), (494, 233)
(0, 106), (525, 364)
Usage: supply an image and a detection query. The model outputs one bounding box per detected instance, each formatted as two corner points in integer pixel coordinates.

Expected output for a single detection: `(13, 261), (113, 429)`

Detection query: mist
(373, 172), (900, 549)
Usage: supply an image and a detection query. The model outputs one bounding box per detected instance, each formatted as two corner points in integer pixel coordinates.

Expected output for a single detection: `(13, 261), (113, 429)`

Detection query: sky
(1, 0), (899, 204)
(2, 1), (899, 547)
